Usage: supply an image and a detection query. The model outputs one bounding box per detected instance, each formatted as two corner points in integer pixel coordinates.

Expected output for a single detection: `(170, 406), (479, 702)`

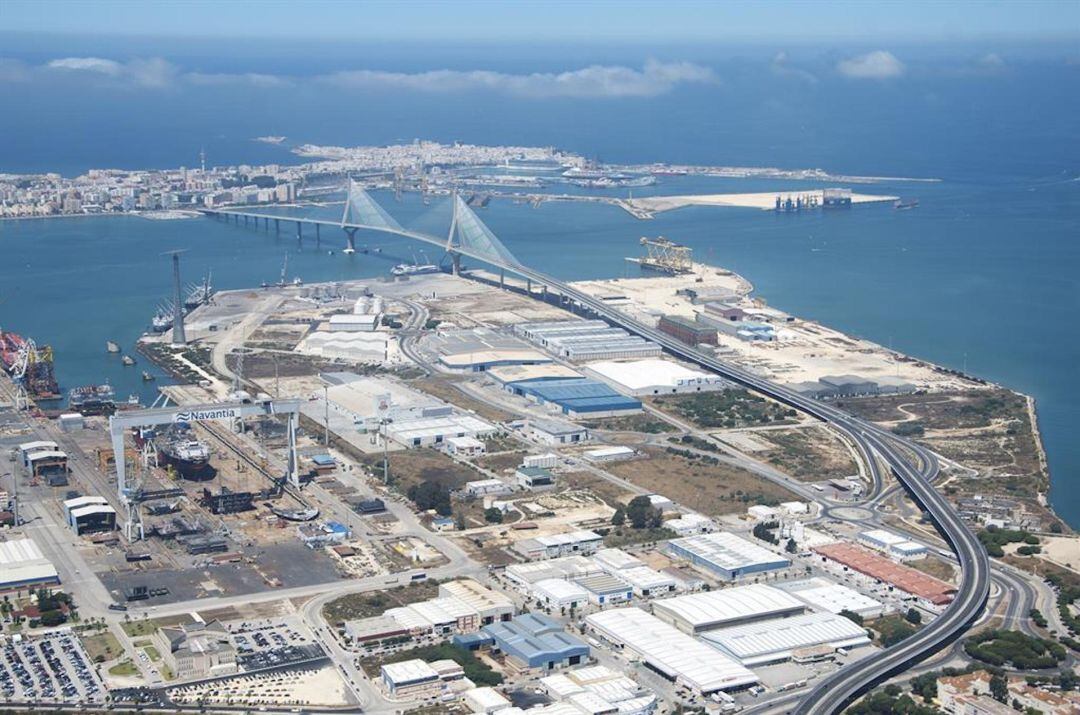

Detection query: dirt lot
(361, 448), (482, 493)
(409, 376), (518, 422)
(605, 447), (799, 515)
(560, 471), (639, 508)
(475, 451), (528, 473)
(580, 414), (677, 434)
(758, 425), (858, 482)
(838, 388), (1049, 510)
(907, 556), (957, 583)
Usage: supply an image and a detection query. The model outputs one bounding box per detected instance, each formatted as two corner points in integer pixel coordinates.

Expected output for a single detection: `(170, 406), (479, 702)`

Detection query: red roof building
(812, 542), (955, 606)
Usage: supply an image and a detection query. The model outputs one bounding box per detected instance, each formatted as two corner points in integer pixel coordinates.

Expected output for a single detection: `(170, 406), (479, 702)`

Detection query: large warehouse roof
(0, 538), (60, 590)
(668, 532), (792, 575)
(585, 607), (757, 693)
(585, 359), (726, 392)
(651, 583), (805, 633)
(778, 578), (885, 617)
(700, 612), (872, 666)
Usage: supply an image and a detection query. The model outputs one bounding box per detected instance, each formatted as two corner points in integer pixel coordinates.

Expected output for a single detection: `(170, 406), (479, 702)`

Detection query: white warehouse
(778, 577), (887, 619)
(651, 583), (805, 635)
(585, 607), (758, 694)
(700, 612), (872, 666)
(585, 359), (727, 396)
(858, 529), (928, 561)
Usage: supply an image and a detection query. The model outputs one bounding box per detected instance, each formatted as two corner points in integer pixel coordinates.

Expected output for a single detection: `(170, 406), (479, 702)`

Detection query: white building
(381, 659), (442, 698)
(531, 578), (591, 610)
(505, 556), (601, 589)
(0, 538), (60, 592)
(329, 313), (380, 332)
(514, 531), (603, 560)
(663, 513), (717, 536)
(438, 579), (516, 626)
(584, 359), (727, 396)
(522, 453), (559, 469)
(582, 446), (635, 463)
(387, 414), (498, 448)
(778, 578), (887, 619)
(700, 612), (872, 666)
(666, 531), (792, 580)
(650, 583), (806, 635)
(521, 418), (590, 446)
(463, 686), (512, 714)
(592, 548), (643, 572)
(858, 529), (928, 561)
(463, 479), (512, 498)
(747, 505), (779, 521)
(618, 566), (678, 599)
(447, 435), (487, 457)
(585, 608), (758, 694)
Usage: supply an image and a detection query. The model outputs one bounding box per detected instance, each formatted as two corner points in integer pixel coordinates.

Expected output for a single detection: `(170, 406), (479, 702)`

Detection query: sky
(2, 0), (1078, 42)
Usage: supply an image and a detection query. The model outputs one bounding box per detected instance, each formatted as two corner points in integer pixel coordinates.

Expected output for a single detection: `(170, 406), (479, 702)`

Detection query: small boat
(121, 355), (136, 366)
(106, 341), (121, 353)
(142, 371), (156, 382)
(894, 198), (919, 210)
(127, 394), (140, 406)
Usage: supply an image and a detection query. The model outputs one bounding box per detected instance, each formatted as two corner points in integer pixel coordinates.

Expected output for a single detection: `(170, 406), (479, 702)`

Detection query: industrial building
(463, 479), (512, 498)
(446, 435), (487, 457)
(154, 620), (237, 680)
(778, 578), (887, 619)
(514, 530), (603, 561)
(857, 529), (928, 561)
(657, 315), (718, 346)
(487, 364), (583, 386)
(386, 414), (498, 448)
(585, 608), (758, 694)
(0, 538), (60, 592)
(328, 313), (379, 332)
(813, 543), (955, 608)
(345, 616), (410, 649)
(481, 613), (590, 671)
(538, 664), (658, 715)
(439, 349), (553, 372)
(505, 555), (601, 589)
(18, 440), (59, 469)
(381, 659), (444, 698)
(25, 450), (68, 484)
(463, 686), (512, 714)
(788, 374), (917, 400)
(582, 446), (635, 463)
(650, 583), (805, 635)
(531, 579), (591, 610)
(573, 573), (633, 606)
(520, 418), (590, 446)
(438, 579), (516, 625)
(700, 612), (872, 666)
(523, 453), (559, 469)
(664, 513), (717, 536)
(515, 320), (662, 362)
(63, 496), (117, 535)
(585, 359), (727, 396)
(666, 532), (792, 580)
(296, 331), (388, 362)
(506, 378), (642, 418)
(516, 466), (556, 489)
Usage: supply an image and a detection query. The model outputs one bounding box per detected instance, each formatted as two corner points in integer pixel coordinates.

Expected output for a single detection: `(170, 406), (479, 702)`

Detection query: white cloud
(771, 51), (818, 84)
(320, 60), (716, 98)
(47, 57), (123, 75)
(8, 57), (715, 98)
(836, 50), (905, 79)
(45, 56), (177, 88)
(186, 72), (291, 88)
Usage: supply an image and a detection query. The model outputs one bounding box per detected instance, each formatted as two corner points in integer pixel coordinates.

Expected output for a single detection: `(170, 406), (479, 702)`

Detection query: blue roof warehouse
(506, 378), (641, 418)
(480, 612), (590, 672)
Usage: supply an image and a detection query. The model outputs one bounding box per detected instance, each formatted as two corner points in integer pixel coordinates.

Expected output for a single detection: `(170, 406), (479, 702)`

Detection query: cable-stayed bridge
(201, 181), (988, 715)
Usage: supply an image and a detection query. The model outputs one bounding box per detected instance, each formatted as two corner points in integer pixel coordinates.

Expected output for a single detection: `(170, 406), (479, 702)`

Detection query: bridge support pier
(343, 227), (357, 254)
(526, 279), (532, 295)
(296, 221), (302, 240)
(451, 253), (461, 276)
(264, 217), (269, 230)
(274, 218), (280, 234)
(541, 285), (548, 301)
(315, 224), (321, 243)
(244, 215), (249, 226)
(500, 269), (505, 290)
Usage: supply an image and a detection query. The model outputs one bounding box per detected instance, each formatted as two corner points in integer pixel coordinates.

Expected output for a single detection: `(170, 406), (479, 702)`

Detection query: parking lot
(0, 630), (105, 704)
(229, 618), (326, 672)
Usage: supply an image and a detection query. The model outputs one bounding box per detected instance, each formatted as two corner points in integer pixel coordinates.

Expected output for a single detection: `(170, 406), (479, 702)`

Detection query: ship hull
(158, 451), (214, 481)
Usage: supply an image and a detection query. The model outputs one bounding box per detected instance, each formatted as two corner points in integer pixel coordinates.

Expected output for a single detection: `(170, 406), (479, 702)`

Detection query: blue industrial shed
(481, 612), (590, 670)
(507, 378), (641, 416)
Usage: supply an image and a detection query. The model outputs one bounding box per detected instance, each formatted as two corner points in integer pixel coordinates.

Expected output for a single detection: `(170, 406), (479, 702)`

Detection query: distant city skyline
(2, 0), (1077, 42)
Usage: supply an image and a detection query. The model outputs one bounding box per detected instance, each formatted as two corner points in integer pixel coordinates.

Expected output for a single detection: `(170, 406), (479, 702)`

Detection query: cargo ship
(0, 329), (61, 399)
(151, 303), (174, 333)
(391, 262), (440, 277)
(68, 384), (117, 416)
(894, 198), (919, 211)
(157, 424), (213, 480)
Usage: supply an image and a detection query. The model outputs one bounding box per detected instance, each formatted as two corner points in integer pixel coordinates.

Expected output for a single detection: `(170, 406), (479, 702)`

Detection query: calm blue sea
(0, 37), (1077, 526)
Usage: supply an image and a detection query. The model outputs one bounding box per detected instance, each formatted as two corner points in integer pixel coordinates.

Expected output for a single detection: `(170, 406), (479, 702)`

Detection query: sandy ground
(1036, 536), (1080, 572)
(627, 190), (899, 213)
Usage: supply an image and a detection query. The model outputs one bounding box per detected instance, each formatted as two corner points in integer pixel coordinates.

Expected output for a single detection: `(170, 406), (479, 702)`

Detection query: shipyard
(0, 179), (1074, 715)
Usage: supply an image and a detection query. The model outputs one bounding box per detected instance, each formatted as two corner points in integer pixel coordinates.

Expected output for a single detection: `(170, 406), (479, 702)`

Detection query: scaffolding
(630, 236), (693, 274)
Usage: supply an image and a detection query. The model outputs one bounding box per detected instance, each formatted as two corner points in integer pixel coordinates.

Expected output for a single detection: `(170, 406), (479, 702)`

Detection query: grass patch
(758, 425), (858, 481)
(653, 389), (797, 429)
(870, 614), (919, 647)
(907, 556), (956, 583)
(581, 414), (676, 433)
(121, 614), (194, 638)
(323, 580), (441, 626)
(601, 526), (676, 548)
(108, 660), (139, 677)
(80, 631), (123, 663)
(143, 645), (162, 662)
(965, 629), (1066, 669)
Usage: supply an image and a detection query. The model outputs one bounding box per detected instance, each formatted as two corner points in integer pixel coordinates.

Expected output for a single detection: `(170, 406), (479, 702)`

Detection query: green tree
(905, 608), (923, 625)
(625, 496), (661, 529)
(785, 538), (798, 554)
(989, 673), (1008, 703)
(483, 507), (504, 524)
(611, 508), (625, 527)
(838, 609), (864, 626)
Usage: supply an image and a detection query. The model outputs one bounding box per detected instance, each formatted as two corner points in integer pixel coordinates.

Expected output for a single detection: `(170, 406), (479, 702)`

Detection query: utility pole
(323, 385), (330, 447)
(382, 418), (390, 485)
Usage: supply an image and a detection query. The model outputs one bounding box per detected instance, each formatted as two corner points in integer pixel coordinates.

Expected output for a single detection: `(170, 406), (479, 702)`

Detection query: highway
(206, 206), (991, 713)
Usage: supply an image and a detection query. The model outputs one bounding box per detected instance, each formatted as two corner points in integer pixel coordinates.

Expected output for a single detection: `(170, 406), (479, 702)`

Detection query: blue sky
(2, 0), (1077, 41)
